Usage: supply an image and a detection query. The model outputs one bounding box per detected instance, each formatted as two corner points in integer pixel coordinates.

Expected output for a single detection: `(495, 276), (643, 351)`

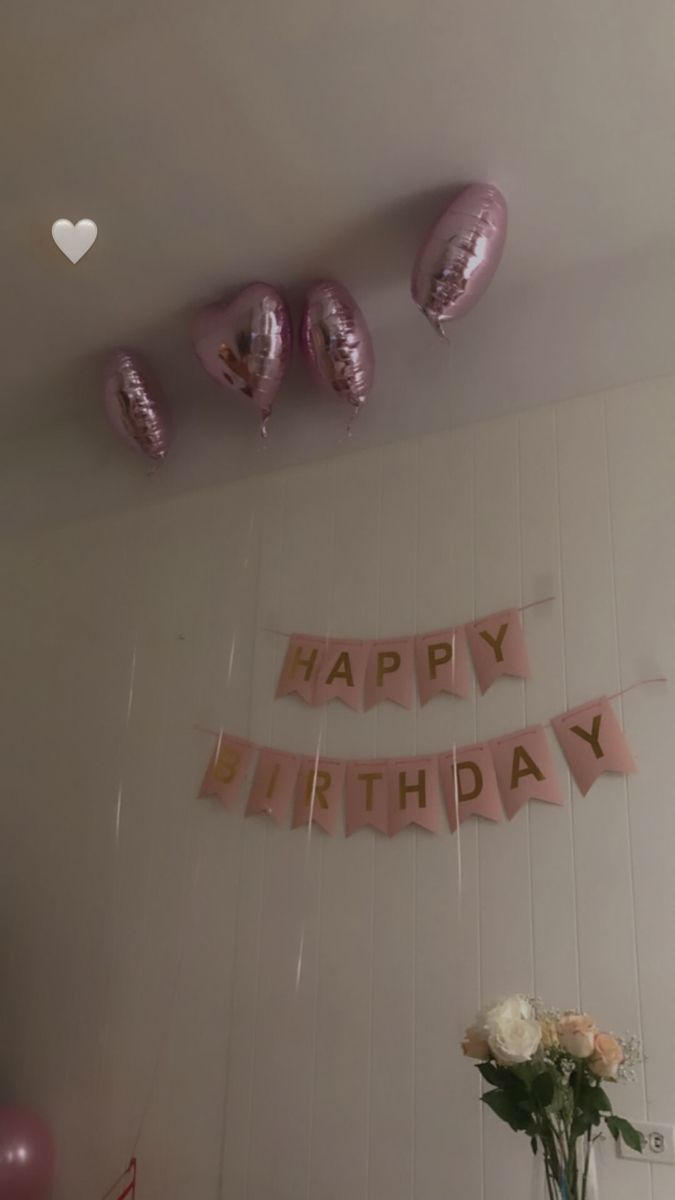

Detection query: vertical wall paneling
(518, 409), (580, 1006)
(413, 427), (482, 1199)
(2, 375), (674, 1200)
(309, 452), (380, 1200)
(473, 416), (535, 1200)
(556, 395), (649, 1200)
(604, 378), (675, 1200)
(219, 473), (288, 1199)
(368, 443), (418, 1200)
(246, 461), (336, 1200)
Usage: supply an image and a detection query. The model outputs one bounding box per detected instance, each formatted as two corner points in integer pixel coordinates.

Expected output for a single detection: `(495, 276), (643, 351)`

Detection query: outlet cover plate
(618, 1121), (675, 1165)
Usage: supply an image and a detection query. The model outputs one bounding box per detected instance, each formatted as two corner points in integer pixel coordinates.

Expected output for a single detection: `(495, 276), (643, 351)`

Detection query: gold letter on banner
(291, 644), (319, 681)
(479, 622), (508, 663)
(325, 651), (354, 688)
(510, 745), (545, 789)
(398, 769), (427, 810)
(199, 735), (255, 807)
(214, 745), (240, 783)
(358, 771), (382, 811)
(377, 650), (401, 686)
(427, 642), (452, 680)
(389, 757), (442, 834)
(292, 757), (346, 835)
(457, 760), (483, 802)
(304, 770), (331, 808)
(344, 759), (391, 835)
(570, 714), (604, 759)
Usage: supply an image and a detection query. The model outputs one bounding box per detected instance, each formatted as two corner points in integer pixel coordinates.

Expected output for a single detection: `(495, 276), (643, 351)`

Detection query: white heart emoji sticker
(51, 218), (98, 264)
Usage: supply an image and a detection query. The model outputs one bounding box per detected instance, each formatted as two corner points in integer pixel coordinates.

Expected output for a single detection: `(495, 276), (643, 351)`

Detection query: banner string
(194, 676), (667, 755)
(262, 596), (556, 643)
(606, 676), (667, 703)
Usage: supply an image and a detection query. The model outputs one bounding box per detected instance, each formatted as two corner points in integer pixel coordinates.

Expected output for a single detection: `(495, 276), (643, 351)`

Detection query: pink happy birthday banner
(197, 685), (659, 837)
(275, 600), (542, 710)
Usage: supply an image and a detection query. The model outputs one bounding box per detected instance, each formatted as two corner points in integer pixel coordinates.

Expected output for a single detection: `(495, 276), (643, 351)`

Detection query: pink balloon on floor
(103, 349), (170, 462)
(411, 183), (507, 336)
(0, 1107), (55, 1200)
(192, 283), (292, 437)
(300, 281), (374, 424)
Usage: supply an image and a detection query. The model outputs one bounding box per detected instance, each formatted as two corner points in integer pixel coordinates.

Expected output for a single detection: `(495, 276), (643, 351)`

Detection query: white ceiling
(2, 1), (675, 526)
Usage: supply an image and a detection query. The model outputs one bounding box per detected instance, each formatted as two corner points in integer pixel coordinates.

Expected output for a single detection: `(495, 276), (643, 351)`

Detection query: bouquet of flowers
(462, 996), (642, 1200)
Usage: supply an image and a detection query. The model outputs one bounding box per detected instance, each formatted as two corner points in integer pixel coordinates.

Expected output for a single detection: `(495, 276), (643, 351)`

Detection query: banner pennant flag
(246, 748), (300, 825)
(363, 637), (414, 710)
(490, 725), (563, 819)
(388, 756), (443, 835)
(414, 626), (471, 705)
(199, 733), (255, 807)
(345, 758), (391, 835)
(314, 639), (370, 711)
(438, 742), (504, 831)
(551, 696), (637, 796)
(466, 607), (531, 694)
(292, 757), (346, 835)
(276, 634), (325, 704)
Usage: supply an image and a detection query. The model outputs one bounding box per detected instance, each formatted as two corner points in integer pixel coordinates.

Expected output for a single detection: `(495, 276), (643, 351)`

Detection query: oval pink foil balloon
(300, 281), (374, 422)
(192, 282), (291, 436)
(103, 349), (170, 462)
(411, 183), (507, 336)
(0, 1107), (56, 1200)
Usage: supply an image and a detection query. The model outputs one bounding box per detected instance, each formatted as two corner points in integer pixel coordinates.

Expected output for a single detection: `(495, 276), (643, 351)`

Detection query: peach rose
(557, 1013), (597, 1058)
(462, 1026), (491, 1060)
(590, 1033), (624, 1079)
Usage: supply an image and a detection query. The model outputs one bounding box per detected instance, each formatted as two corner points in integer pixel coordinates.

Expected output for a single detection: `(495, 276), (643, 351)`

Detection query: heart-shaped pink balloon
(192, 282), (292, 436)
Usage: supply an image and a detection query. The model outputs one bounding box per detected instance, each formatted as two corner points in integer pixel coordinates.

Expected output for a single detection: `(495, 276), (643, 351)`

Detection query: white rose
(481, 996), (542, 1066)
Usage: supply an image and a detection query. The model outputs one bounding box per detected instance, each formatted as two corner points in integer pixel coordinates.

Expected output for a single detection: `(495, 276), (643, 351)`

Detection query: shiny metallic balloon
(411, 183), (507, 336)
(300, 281), (374, 421)
(192, 283), (291, 436)
(103, 349), (170, 461)
(0, 1107), (56, 1200)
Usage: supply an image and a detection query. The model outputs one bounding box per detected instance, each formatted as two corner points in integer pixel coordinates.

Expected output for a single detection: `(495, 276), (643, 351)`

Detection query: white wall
(2, 375), (674, 1200)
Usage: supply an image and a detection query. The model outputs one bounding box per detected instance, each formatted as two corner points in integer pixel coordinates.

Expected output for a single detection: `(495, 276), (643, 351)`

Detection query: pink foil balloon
(411, 183), (507, 336)
(192, 283), (291, 436)
(300, 281), (374, 424)
(103, 349), (170, 461)
(0, 1107), (56, 1200)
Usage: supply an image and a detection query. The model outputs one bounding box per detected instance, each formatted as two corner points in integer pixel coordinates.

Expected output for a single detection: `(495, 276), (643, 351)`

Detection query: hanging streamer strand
(100, 1157), (136, 1200)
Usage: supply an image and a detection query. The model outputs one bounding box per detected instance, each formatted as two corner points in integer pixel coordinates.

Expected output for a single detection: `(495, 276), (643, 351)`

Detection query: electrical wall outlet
(618, 1121), (675, 1165)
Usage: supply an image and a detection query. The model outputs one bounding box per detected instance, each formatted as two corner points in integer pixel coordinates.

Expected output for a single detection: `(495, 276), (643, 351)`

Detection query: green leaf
(607, 1116), (643, 1154)
(481, 1089), (528, 1131)
(477, 1062), (507, 1087)
(585, 1085), (613, 1115)
(530, 1136), (538, 1156)
(532, 1072), (555, 1107)
(571, 1112), (594, 1140)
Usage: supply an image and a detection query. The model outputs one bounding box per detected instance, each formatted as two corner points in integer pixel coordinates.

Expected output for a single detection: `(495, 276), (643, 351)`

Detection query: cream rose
(462, 1026), (491, 1060)
(557, 1013), (597, 1058)
(540, 1016), (559, 1050)
(482, 996), (542, 1066)
(590, 1033), (624, 1079)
